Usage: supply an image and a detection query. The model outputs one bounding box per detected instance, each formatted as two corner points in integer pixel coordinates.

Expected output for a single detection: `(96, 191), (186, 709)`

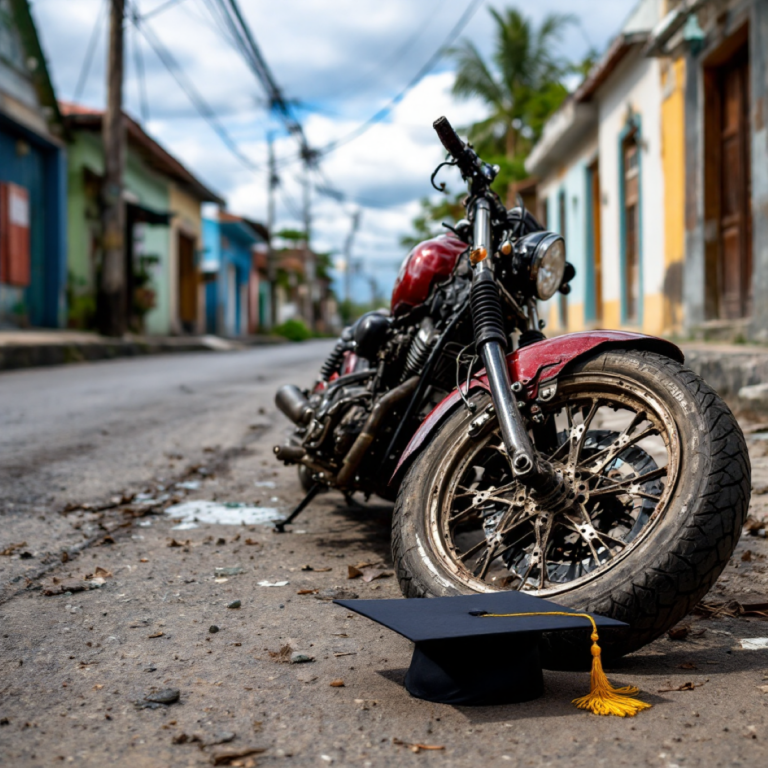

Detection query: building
(527, 0), (768, 343)
(0, 0), (66, 329)
(646, 0), (768, 342)
(526, 0), (667, 336)
(62, 103), (223, 335)
(202, 211), (267, 337)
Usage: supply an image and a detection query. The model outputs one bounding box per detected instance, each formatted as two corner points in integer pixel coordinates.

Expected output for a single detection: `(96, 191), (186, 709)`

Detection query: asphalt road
(0, 345), (767, 768)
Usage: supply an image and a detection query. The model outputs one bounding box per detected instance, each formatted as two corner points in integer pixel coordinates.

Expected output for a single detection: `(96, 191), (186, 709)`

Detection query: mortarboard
(335, 590), (650, 716)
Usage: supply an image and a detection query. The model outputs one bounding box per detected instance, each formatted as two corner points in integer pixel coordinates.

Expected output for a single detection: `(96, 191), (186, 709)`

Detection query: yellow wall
(660, 57), (686, 334)
(168, 184), (204, 333)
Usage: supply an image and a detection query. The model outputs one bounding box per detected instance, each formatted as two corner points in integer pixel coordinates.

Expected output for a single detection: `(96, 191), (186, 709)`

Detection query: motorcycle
(274, 116), (750, 657)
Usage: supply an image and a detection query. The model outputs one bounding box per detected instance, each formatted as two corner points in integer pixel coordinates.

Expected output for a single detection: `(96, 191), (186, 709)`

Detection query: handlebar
(432, 116), (478, 179)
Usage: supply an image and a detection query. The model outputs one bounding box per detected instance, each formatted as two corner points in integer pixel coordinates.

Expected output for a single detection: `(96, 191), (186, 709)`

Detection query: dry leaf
(658, 680), (707, 692)
(667, 626), (690, 641)
(296, 589), (319, 595)
(678, 662), (698, 670)
(167, 539), (183, 548)
(244, 538), (260, 546)
(329, 679), (345, 687)
(148, 632), (164, 639)
(393, 738), (444, 754)
(742, 550), (753, 562)
(0, 542), (27, 556)
(267, 644), (293, 663)
(210, 746), (266, 765)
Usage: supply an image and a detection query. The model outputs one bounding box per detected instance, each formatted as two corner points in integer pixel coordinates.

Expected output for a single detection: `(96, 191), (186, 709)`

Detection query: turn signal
(470, 246), (488, 265)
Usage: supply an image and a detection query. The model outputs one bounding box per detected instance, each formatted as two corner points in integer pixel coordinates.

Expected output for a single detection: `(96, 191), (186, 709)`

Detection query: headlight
(514, 232), (566, 301)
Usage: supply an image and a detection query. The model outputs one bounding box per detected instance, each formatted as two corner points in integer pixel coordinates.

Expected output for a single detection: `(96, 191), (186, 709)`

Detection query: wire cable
(129, 9), (150, 122)
(142, 0), (189, 20)
(127, 0), (263, 173)
(277, 0), (485, 167)
(73, 0), (107, 102)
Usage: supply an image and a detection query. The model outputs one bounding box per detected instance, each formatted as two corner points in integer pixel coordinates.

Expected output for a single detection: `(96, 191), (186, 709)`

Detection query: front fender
(391, 330), (683, 483)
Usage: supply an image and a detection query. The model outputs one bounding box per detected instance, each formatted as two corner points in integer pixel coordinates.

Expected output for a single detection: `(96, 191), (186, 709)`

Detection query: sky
(31, 0), (638, 304)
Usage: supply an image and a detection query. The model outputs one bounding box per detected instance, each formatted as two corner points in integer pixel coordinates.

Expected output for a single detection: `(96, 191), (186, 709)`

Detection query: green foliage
(275, 228), (307, 242)
(273, 318), (312, 342)
(450, 6), (574, 195)
(337, 298), (388, 326)
(401, 6), (581, 246)
(400, 193), (466, 250)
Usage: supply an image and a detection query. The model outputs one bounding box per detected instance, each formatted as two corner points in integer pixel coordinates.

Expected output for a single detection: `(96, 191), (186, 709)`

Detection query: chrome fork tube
(469, 198), (542, 481)
(479, 341), (537, 476)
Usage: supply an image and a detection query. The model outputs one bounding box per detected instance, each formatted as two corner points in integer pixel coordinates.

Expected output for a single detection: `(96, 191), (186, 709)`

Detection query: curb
(0, 335), (287, 372)
(682, 344), (768, 413)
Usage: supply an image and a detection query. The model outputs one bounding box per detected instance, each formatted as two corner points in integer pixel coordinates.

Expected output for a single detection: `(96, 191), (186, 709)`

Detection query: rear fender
(391, 330), (683, 483)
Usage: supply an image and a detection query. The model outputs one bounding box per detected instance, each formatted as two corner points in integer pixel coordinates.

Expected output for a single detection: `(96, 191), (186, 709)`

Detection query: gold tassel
(480, 611), (651, 717)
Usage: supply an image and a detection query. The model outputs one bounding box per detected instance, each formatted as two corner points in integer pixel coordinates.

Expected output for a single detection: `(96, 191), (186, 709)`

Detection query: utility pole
(100, 0), (126, 336)
(302, 162), (314, 331)
(343, 209), (361, 307)
(266, 133), (278, 328)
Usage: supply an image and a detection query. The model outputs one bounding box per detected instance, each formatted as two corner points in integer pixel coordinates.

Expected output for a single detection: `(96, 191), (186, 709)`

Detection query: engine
(273, 248), (473, 495)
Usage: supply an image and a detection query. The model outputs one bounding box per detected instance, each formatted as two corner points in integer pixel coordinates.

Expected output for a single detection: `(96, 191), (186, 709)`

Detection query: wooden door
(178, 233), (198, 331)
(588, 160), (603, 323)
(623, 135), (640, 323)
(718, 51), (752, 319)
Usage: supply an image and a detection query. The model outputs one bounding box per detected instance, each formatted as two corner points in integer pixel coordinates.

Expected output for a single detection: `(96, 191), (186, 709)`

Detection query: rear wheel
(392, 350), (750, 658)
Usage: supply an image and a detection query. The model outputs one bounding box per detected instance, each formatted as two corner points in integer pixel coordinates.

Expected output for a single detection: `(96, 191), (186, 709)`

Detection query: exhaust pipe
(336, 376), (419, 486)
(275, 384), (313, 425)
(273, 444), (306, 462)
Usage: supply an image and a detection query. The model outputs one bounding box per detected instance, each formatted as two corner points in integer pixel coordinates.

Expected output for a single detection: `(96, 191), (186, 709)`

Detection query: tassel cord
(479, 611), (651, 717)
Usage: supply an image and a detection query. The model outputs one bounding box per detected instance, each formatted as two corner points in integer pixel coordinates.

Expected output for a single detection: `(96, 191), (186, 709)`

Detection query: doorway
(586, 160), (603, 324)
(704, 27), (752, 320)
(178, 232), (197, 333)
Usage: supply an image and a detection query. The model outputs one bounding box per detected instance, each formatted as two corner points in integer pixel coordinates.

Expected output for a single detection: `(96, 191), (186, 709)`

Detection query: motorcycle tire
(391, 349), (750, 660)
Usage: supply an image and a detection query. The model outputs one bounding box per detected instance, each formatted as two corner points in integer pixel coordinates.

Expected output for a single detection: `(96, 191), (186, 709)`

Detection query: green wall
(66, 130), (171, 334)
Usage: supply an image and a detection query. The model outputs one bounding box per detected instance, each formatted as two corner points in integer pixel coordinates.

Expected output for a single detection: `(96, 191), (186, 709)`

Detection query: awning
(126, 201), (173, 226)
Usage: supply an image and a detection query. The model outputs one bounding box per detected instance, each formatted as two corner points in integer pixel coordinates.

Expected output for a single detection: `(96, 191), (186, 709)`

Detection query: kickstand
(343, 492), (365, 510)
(274, 483), (322, 533)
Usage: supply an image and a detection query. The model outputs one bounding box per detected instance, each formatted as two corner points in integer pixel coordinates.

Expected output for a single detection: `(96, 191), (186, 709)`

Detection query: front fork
(470, 200), (554, 492)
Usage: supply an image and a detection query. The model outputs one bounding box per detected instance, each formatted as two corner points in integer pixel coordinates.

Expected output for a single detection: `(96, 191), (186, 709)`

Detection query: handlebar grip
(433, 116), (466, 160)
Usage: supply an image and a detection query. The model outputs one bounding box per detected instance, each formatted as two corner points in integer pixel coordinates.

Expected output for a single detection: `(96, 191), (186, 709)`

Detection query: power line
(320, 0), (442, 103)
(278, 0), (485, 167)
(143, 0), (189, 20)
(211, 0), (315, 163)
(129, 9), (150, 122)
(73, 0), (107, 102)
(127, 0), (263, 173)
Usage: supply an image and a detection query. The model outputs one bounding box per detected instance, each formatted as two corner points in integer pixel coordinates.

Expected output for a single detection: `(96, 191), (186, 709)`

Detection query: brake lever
(430, 158), (458, 193)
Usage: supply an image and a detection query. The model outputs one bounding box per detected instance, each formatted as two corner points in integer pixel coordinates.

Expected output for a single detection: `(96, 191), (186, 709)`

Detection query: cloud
(31, 0), (637, 299)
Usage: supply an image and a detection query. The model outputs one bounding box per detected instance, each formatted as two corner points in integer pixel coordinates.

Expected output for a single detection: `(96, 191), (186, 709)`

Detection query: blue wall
(0, 114), (67, 327)
(202, 217), (260, 336)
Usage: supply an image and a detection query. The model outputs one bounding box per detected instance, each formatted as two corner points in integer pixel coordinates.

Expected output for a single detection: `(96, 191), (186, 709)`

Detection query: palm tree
(450, 7), (575, 200)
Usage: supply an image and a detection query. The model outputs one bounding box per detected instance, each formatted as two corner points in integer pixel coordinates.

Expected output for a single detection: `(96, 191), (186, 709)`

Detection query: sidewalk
(0, 329), (285, 371)
(681, 341), (768, 411)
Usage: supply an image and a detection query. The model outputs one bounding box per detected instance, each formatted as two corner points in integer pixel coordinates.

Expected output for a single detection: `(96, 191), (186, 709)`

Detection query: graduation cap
(335, 590), (650, 716)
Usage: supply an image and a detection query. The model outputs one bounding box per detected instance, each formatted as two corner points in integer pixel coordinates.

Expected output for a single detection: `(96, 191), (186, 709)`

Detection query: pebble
(209, 625), (220, 634)
(145, 688), (180, 705)
(290, 652), (314, 664)
(227, 600), (241, 609)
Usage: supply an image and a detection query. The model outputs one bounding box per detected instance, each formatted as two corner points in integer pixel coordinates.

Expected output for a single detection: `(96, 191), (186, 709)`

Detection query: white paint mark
(164, 500), (283, 529)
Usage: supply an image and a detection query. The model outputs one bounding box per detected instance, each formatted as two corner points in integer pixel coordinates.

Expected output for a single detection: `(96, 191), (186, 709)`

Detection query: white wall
(596, 50), (665, 319)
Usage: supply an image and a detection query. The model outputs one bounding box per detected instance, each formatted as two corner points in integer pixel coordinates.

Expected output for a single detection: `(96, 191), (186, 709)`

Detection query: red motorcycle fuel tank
(391, 234), (466, 316)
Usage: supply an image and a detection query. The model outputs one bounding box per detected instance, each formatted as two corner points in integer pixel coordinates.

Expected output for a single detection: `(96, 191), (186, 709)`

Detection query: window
(622, 132), (640, 323)
(558, 189), (567, 328)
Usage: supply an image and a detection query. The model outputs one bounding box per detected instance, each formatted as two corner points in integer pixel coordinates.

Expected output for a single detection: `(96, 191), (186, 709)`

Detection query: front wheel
(392, 349), (750, 658)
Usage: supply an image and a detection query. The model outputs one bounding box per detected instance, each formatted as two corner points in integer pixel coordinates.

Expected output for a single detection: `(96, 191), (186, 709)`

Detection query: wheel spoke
(473, 543), (499, 580)
(569, 399), (599, 466)
(458, 538), (487, 562)
(590, 466), (667, 497)
(588, 422), (657, 476)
